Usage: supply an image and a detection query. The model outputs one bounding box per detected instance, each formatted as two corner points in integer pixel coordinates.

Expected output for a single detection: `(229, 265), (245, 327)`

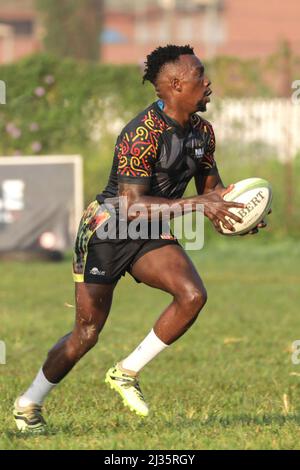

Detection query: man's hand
(240, 209), (272, 236)
(201, 184), (246, 233)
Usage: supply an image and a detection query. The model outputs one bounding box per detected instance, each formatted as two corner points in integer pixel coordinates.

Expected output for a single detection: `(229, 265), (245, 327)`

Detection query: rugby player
(13, 45), (267, 432)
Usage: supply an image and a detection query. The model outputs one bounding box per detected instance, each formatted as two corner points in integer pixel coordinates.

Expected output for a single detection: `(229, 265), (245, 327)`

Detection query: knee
(186, 287), (207, 314)
(177, 285), (207, 317)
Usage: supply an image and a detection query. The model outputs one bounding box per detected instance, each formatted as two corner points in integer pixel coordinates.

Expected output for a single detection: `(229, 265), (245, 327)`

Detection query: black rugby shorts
(72, 200), (179, 284)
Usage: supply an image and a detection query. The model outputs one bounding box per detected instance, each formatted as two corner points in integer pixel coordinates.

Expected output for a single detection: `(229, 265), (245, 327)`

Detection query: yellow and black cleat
(13, 398), (47, 433)
(105, 363), (149, 417)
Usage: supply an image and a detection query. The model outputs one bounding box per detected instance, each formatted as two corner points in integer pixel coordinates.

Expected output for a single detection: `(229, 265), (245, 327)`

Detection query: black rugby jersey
(97, 100), (217, 203)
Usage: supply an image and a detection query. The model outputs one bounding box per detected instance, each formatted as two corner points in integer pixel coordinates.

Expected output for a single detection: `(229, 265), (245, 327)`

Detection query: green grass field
(1, 238), (300, 450)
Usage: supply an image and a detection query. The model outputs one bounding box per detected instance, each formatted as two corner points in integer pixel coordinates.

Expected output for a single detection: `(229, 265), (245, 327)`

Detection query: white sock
(121, 329), (168, 373)
(18, 368), (57, 406)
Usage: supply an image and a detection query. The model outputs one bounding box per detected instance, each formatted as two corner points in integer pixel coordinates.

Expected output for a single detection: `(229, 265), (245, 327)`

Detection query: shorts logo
(90, 267), (106, 276)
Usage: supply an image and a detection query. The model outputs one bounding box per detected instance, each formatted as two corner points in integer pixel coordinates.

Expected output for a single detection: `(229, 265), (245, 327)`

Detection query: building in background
(0, 0), (41, 64)
(0, 0), (299, 64)
(101, 0), (225, 63)
(102, 0), (300, 63)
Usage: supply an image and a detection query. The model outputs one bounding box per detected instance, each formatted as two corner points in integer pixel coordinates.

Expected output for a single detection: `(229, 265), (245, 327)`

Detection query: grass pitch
(0, 238), (300, 450)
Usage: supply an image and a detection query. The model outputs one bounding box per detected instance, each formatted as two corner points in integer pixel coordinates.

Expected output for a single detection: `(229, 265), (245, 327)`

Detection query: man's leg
(106, 244), (206, 416)
(43, 282), (116, 383)
(130, 244), (206, 345)
(14, 282), (116, 432)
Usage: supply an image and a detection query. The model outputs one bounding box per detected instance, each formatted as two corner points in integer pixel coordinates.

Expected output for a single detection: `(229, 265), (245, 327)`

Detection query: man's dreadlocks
(142, 44), (194, 85)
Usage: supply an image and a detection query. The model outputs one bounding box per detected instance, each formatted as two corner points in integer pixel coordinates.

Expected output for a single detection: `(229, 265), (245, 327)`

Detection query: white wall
(208, 99), (300, 161)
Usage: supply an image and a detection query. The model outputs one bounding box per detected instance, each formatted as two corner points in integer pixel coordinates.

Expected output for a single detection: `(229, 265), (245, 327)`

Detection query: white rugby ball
(220, 178), (272, 235)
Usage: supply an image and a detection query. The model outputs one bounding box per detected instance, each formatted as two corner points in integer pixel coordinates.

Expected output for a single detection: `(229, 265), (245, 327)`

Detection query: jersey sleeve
(198, 121), (218, 175)
(117, 114), (161, 184)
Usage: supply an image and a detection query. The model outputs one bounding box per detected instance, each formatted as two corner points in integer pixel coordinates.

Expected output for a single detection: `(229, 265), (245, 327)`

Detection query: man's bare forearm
(121, 194), (208, 221)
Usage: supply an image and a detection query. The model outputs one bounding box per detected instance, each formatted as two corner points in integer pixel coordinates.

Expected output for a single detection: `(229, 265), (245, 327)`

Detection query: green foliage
(206, 41), (300, 98)
(1, 51), (298, 163)
(0, 53), (155, 156)
(206, 56), (273, 98)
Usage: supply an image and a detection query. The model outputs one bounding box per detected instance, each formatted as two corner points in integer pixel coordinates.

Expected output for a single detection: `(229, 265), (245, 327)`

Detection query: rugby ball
(220, 178), (272, 235)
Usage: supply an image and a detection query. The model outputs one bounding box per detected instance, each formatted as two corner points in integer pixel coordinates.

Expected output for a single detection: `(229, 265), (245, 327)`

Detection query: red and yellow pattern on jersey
(117, 108), (169, 179)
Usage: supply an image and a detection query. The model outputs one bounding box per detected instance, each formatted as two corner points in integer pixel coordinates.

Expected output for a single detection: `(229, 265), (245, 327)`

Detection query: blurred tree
(36, 0), (103, 61)
(279, 40), (293, 98)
